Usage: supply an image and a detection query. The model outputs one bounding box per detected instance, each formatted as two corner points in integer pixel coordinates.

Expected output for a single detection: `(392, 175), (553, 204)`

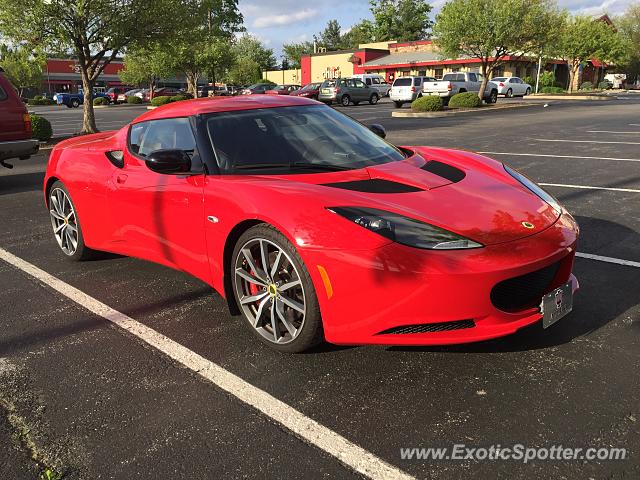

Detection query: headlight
(328, 207), (483, 250)
(503, 164), (562, 214)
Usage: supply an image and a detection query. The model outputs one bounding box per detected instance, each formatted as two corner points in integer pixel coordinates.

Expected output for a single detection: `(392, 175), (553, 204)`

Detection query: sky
(238, 0), (633, 58)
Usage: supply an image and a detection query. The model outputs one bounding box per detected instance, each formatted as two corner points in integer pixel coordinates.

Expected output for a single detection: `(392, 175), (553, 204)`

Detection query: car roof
(133, 95), (319, 123)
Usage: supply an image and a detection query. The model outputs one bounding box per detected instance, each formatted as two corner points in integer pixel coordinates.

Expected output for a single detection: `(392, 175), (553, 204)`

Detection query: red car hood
(268, 147), (560, 246)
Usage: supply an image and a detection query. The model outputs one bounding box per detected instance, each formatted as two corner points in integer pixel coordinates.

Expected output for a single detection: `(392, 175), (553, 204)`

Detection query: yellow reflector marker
(316, 265), (333, 299)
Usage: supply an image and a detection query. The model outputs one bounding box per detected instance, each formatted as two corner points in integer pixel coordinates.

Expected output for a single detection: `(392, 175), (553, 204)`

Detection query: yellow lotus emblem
(522, 221), (535, 229)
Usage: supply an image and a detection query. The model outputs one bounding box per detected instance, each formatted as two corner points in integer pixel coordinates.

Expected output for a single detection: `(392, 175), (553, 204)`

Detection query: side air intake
(421, 160), (466, 183)
(321, 179), (423, 193)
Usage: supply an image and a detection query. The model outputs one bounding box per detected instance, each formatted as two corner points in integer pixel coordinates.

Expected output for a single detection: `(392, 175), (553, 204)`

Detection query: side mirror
(369, 124), (386, 139)
(145, 149), (191, 174)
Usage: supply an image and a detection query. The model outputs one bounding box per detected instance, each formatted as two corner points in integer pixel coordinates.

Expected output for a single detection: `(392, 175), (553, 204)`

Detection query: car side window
(365, 78), (371, 85)
(468, 73), (477, 82)
(129, 118), (197, 159)
(413, 77), (421, 86)
(355, 79), (366, 88)
(0, 86), (7, 101)
(372, 77), (380, 85)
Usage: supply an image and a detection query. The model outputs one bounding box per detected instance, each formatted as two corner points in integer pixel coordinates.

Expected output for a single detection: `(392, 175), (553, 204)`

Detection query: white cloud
(253, 8), (318, 28)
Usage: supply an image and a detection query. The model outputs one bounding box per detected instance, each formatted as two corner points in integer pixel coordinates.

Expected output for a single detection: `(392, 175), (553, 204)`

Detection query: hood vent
(421, 160), (465, 183)
(321, 179), (423, 193)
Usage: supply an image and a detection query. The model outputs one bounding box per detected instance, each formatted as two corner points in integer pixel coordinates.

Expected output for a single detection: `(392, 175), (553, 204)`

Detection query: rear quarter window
(0, 86), (7, 101)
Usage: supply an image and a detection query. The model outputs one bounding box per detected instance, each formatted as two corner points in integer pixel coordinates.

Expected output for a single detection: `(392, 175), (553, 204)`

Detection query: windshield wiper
(232, 162), (353, 172)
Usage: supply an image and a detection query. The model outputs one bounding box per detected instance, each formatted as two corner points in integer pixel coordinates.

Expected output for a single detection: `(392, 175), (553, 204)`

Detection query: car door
(106, 117), (211, 282)
(353, 79), (369, 101)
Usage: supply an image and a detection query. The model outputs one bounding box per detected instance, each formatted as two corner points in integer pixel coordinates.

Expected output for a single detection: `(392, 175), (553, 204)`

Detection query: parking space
(2, 97), (639, 478)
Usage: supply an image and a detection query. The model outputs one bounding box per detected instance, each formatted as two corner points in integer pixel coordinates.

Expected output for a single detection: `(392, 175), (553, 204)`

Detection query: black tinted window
(393, 78), (411, 86)
(129, 118), (196, 157)
(413, 78), (421, 86)
(0, 86), (6, 101)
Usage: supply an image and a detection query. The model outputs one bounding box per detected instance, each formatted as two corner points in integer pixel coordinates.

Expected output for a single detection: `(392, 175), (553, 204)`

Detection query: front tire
(525, 87), (531, 96)
(231, 224), (323, 353)
(369, 93), (379, 105)
(48, 181), (96, 260)
(71, 99), (80, 108)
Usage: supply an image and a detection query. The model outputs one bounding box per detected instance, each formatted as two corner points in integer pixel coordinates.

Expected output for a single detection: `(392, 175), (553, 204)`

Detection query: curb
(392, 103), (538, 118)
(525, 95), (613, 101)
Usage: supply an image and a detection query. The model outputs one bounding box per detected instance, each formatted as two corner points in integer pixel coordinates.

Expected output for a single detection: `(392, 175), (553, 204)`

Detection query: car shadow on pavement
(0, 171), (45, 196)
(386, 216), (639, 353)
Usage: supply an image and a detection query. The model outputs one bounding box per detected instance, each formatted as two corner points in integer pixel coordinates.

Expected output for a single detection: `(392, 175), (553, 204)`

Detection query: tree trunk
(186, 71), (199, 98)
(478, 62), (489, 100)
(568, 61), (580, 93)
(80, 72), (98, 134)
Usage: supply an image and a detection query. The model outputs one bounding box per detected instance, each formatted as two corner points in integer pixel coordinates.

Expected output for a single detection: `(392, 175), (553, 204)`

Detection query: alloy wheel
(234, 238), (306, 345)
(49, 188), (79, 256)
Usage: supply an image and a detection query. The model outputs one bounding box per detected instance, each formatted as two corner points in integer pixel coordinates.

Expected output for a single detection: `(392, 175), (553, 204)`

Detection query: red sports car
(44, 96), (579, 352)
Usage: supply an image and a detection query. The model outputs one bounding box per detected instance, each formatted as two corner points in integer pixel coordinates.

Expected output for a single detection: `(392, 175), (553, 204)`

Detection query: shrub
(598, 80), (612, 90)
(27, 97), (55, 105)
(448, 92), (481, 108)
(411, 95), (443, 112)
(30, 114), (52, 141)
(93, 96), (109, 106)
(127, 95), (143, 104)
(151, 95), (172, 106)
(539, 71), (555, 88)
(579, 81), (594, 91)
(169, 94), (190, 103)
(540, 86), (565, 94)
(522, 76), (535, 88)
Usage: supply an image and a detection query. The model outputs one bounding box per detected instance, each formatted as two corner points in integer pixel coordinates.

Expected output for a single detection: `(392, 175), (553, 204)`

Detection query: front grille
(377, 320), (475, 335)
(490, 261), (560, 313)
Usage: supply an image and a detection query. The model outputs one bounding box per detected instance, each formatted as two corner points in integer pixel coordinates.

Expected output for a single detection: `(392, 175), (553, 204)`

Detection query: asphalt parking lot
(1, 96), (639, 479)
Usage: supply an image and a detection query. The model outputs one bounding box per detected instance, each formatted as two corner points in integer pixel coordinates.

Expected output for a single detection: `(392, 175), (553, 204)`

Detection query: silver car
(390, 76), (437, 108)
(491, 77), (532, 97)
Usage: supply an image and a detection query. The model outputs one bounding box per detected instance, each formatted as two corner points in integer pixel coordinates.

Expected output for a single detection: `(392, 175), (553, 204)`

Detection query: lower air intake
(377, 320), (475, 335)
(490, 261), (560, 313)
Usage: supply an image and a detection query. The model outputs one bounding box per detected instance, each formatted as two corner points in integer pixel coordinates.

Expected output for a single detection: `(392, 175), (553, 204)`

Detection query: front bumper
(301, 211), (579, 345)
(0, 139), (39, 162)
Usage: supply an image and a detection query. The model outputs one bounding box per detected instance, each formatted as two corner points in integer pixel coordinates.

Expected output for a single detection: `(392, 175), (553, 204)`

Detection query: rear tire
(506, 88), (513, 98)
(340, 95), (350, 107)
(394, 101), (403, 108)
(231, 224), (324, 353)
(48, 181), (97, 261)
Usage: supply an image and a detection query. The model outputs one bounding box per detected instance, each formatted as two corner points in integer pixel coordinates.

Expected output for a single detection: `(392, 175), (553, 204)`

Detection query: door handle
(116, 174), (128, 184)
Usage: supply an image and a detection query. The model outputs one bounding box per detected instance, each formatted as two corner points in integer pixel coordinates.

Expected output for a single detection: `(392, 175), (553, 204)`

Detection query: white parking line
(539, 183), (640, 193)
(586, 130), (640, 134)
(0, 247), (415, 480)
(630, 124), (640, 127)
(478, 152), (640, 163)
(576, 252), (640, 268)
(532, 138), (640, 145)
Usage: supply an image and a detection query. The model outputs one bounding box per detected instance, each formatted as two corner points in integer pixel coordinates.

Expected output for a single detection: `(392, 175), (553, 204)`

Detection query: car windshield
(206, 104), (406, 174)
(393, 78), (412, 86)
(492, 77), (507, 81)
(300, 83), (319, 91)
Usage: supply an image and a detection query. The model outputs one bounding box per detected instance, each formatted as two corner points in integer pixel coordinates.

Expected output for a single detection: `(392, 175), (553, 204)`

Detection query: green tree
(615, 3), (640, 86)
(282, 41), (314, 69)
(370, 0), (433, 41)
(342, 20), (376, 48)
(554, 15), (627, 92)
(119, 46), (175, 99)
(0, 0), (181, 133)
(433, 0), (559, 99)
(232, 34), (277, 72)
(321, 20), (344, 50)
(0, 45), (44, 96)
(169, 0), (243, 97)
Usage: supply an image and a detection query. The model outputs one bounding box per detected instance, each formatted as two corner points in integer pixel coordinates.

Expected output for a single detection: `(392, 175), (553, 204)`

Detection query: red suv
(0, 67), (39, 168)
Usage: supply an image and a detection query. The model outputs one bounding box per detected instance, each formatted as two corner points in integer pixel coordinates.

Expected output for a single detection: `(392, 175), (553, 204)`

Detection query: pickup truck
(422, 72), (498, 104)
(54, 90), (109, 108)
(0, 68), (39, 168)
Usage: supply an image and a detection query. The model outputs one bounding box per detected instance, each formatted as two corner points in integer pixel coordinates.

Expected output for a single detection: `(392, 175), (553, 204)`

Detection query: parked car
(490, 77), (532, 97)
(105, 86), (128, 104)
(290, 82), (322, 100)
(201, 85), (239, 97)
(423, 72), (498, 104)
(142, 87), (181, 101)
(54, 90), (109, 108)
(266, 85), (301, 95)
(118, 88), (142, 103)
(0, 67), (39, 168)
(43, 95), (579, 352)
(390, 76), (437, 108)
(318, 78), (380, 106)
(239, 83), (274, 95)
(350, 74), (392, 97)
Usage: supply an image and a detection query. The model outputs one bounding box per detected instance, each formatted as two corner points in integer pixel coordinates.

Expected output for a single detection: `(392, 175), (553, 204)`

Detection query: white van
(350, 74), (391, 97)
